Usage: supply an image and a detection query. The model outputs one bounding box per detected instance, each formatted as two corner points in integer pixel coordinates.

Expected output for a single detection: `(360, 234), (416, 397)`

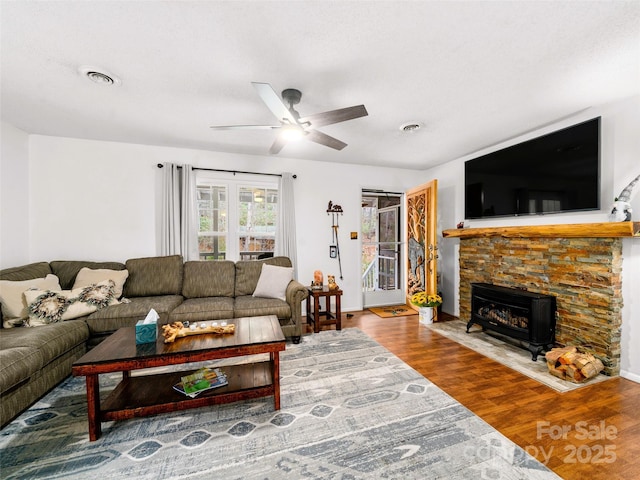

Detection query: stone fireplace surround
(443, 222), (640, 376)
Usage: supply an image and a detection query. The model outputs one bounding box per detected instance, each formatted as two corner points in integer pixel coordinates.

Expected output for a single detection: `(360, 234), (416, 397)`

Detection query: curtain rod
(157, 163), (296, 179)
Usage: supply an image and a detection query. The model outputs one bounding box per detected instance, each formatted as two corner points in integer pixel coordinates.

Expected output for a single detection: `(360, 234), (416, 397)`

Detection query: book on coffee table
(173, 367), (228, 397)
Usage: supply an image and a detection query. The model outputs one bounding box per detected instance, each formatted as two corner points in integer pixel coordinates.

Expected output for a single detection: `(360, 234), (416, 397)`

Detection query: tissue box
(135, 321), (157, 344)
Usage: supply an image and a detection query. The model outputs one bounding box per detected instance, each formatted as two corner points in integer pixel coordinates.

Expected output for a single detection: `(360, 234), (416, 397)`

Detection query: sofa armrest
(285, 280), (309, 336)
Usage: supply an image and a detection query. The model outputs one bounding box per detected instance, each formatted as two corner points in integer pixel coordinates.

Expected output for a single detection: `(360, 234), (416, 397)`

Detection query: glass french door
(362, 192), (404, 308)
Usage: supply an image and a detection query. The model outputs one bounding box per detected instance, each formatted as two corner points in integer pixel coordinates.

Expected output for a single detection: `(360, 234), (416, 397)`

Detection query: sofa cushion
(169, 297), (235, 323)
(3, 320), (88, 363)
(0, 274), (62, 328)
(0, 262), (52, 282)
(124, 255), (183, 297)
(24, 281), (119, 325)
(50, 261), (126, 290)
(234, 295), (291, 319)
(73, 267), (129, 298)
(253, 264), (293, 301)
(182, 261), (235, 298)
(0, 347), (45, 395)
(0, 320), (89, 393)
(85, 295), (183, 336)
(234, 256), (293, 296)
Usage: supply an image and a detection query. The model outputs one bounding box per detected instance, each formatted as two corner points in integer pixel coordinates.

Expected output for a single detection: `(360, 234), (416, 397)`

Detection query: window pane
(379, 210), (397, 243)
(199, 235), (226, 260)
(238, 186), (277, 259)
(197, 185), (227, 260)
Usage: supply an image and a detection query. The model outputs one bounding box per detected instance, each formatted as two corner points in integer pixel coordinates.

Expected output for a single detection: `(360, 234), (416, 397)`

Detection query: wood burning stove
(467, 283), (556, 361)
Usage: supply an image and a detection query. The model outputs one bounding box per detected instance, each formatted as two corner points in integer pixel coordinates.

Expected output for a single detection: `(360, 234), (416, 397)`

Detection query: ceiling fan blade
(300, 105), (368, 128)
(305, 129), (347, 150)
(252, 82), (298, 125)
(269, 135), (288, 155)
(209, 125), (280, 130)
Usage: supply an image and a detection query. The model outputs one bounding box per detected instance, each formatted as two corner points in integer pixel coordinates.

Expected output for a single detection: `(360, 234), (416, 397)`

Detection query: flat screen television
(465, 117), (601, 219)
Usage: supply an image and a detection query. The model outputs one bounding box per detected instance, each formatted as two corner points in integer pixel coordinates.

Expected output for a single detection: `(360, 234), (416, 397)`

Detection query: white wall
(14, 135), (421, 313)
(614, 98), (640, 382)
(426, 95), (640, 382)
(1, 122), (30, 267)
(27, 138), (159, 262)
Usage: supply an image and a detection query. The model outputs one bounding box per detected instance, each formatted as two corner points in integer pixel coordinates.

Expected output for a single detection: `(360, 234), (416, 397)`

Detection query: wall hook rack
(327, 201), (344, 280)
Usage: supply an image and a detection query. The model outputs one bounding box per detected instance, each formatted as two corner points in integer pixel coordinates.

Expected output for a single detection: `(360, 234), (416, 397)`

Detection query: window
(197, 175), (278, 261)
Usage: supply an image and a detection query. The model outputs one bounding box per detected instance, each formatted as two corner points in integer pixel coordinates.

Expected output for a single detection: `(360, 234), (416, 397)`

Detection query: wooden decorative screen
(406, 180), (438, 306)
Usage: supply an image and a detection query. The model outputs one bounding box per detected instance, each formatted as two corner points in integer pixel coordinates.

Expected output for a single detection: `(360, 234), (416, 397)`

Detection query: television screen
(464, 117), (600, 219)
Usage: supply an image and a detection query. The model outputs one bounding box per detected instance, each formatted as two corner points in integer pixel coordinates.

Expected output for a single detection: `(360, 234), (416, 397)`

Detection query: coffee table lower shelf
(100, 362), (275, 422)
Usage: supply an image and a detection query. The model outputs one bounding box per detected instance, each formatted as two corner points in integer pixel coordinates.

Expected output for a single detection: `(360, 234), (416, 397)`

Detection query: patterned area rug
(0, 328), (559, 479)
(427, 320), (613, 393)
(369, 304), (417, 318)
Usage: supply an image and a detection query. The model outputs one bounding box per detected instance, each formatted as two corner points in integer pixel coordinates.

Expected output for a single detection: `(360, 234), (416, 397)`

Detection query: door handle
(427, 244), (438, 263)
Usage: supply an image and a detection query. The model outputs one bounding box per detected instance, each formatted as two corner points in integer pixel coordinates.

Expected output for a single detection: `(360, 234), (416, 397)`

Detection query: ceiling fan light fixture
(211, 82), (368, 152)
(280, 125), (305, 142)
(78, 66), (121, 86)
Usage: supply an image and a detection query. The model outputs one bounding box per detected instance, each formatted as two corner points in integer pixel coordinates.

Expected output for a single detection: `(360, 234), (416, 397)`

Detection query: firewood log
(574, 353), (596, 369)
(565, 365), (585, 382)
(545, 346), (577, 364)
(545, 350), (564, 365)
(559, 351), (580, 365)
(580, 358), (604, 379)
(548, 366), (566, 379)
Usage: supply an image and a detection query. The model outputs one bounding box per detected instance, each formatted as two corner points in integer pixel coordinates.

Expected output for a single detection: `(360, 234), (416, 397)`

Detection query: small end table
(306, 286), (343, 333)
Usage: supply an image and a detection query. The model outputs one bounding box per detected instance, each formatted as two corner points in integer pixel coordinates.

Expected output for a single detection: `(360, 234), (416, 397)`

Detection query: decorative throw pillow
(72, 267), (129, 299)
(0, 274), (61, 328)
(24, 280), (120, 326)
(252, 264), (293, 301)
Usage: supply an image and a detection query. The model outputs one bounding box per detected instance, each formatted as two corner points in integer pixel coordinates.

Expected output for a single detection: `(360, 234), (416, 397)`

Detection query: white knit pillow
(252, 264), (293, 301)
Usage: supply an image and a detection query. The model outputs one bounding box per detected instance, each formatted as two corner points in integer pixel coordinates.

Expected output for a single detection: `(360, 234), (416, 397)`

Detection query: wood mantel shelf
(442, 222), (640, 239)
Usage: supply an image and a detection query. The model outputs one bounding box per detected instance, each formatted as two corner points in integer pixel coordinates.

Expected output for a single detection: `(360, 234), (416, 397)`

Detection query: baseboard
(620, 369), (640, 384)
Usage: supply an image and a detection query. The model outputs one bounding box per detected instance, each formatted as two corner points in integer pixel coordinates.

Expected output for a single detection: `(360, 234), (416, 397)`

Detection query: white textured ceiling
(2, 1), (639, 170)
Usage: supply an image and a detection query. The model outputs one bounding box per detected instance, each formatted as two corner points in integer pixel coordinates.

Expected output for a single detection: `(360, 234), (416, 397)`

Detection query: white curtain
(276, 172), (298, 277)
(160, 163), (199, 261)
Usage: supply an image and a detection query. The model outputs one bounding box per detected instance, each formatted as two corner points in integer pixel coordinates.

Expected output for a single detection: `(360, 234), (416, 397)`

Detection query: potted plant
(410, 292), (442, 324)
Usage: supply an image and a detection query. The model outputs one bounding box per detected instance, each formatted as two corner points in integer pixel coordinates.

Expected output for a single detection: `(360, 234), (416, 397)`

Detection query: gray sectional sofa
(0, 254), (308, 428)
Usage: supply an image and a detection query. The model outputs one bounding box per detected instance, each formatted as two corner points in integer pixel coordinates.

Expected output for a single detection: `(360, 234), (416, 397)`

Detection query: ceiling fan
(210, 82), (368, 154)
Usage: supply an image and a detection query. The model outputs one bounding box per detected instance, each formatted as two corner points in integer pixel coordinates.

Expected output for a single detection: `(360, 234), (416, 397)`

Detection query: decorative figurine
(327, 275), (339, 291)
(312, 270), (323, 290)
(609, 174), (639, 222)
(326, 200), (343, 213)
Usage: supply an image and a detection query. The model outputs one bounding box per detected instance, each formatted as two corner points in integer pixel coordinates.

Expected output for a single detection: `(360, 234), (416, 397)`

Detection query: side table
(306, 286), (343, 333)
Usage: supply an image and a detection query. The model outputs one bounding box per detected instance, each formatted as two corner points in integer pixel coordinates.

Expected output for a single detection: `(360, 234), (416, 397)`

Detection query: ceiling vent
(399, 122), (423, 133)
(78, 66), (121, 86)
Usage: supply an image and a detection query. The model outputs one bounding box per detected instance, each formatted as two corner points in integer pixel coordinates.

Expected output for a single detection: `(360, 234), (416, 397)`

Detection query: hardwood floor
(317, 310), (640, 480)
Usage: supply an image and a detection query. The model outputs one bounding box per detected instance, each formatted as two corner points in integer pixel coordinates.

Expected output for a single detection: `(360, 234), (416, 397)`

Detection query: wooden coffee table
(72, 315), (285, 441)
